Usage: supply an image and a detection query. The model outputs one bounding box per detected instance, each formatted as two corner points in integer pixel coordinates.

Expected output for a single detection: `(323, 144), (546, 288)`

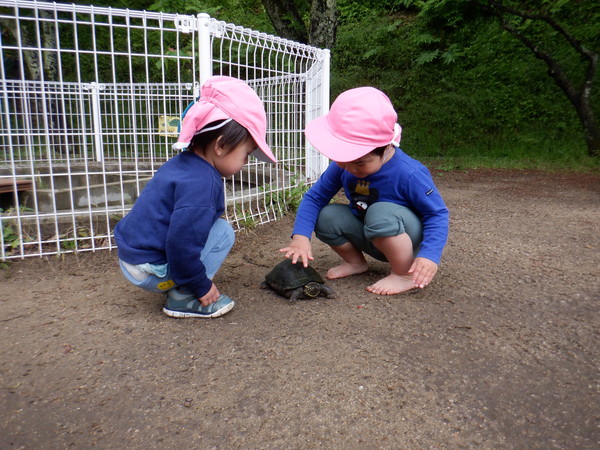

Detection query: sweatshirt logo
(350, 180), (379, 217)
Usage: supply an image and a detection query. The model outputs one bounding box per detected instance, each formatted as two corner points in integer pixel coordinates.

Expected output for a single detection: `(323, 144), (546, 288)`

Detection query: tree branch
(486, 0), (597, 62)
(495, 14), (580, 106)
(480, 0), (599, 155)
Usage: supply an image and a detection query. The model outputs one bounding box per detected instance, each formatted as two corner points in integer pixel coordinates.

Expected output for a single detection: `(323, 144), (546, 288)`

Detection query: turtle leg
(320, 285), (336, 299)
(289, 287), (304, 301)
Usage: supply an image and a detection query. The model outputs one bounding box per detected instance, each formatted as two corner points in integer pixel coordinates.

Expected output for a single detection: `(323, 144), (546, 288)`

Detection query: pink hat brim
(305, 86), (399, 163)
(305, 115), (382, 163)
(248, 133), (276, 164)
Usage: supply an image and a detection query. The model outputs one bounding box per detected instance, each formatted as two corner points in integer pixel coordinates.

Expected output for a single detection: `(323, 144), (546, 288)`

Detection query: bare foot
(366, 273), (417, 295)
(326, 262), (368, 279)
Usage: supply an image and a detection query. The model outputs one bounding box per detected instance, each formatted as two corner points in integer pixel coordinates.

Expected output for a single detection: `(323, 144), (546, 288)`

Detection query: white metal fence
(0, 0), (330, 260)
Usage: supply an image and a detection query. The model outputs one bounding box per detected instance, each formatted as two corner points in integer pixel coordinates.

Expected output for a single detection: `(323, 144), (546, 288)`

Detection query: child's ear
(214, 136), (227, 156)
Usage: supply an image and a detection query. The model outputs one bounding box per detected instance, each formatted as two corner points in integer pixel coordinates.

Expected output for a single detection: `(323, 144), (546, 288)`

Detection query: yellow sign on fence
(158, 115), (180, 137)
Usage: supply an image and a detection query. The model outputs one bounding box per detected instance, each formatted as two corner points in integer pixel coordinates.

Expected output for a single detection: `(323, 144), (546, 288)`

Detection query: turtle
(261, 259), (336, 301)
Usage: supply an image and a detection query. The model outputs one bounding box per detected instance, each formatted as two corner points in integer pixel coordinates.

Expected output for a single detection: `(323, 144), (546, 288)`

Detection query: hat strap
(194, 118), (233, 136)
(391, 123), (402, 147)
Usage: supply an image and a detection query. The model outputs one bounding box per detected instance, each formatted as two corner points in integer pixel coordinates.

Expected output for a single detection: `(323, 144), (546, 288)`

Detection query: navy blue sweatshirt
(114, 151), (224, 298)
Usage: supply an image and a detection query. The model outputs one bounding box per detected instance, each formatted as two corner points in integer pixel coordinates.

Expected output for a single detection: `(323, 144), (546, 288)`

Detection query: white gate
(0, 0), (330, 260)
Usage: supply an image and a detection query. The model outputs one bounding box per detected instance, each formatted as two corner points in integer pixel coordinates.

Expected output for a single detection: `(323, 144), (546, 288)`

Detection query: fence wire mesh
(0, 0), (329, 260)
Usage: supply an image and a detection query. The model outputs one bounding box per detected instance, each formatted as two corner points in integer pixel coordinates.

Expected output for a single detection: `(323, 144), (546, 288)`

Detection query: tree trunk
(261, 0), (339, 48)
(261, 0), (309, 43)
(40, 10), (58, 82)
(1, 13), (69, 154)
(38, 9), (69, 155)
(0, 17), (42, 81)
(577, 95), (600, 158)
(309, 0), (338, 49)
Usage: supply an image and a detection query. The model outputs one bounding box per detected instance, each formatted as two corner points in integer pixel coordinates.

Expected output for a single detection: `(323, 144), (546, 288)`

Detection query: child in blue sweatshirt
(280, 87), (449, 295)
(115, 76), (276, 318)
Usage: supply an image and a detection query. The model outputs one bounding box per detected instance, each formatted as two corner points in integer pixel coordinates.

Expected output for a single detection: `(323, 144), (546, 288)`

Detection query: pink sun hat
(173, 76), (277, 164)
(305, 86), (402, 163)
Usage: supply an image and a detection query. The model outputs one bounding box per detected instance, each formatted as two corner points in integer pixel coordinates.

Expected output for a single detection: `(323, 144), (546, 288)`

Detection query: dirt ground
(1, 168), (599, 449)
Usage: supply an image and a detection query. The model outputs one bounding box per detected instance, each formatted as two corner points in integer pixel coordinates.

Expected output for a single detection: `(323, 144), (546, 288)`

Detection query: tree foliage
(10, 0), (593, 163)
(405, 0), (599, 156)
(327, 0), (599, 160)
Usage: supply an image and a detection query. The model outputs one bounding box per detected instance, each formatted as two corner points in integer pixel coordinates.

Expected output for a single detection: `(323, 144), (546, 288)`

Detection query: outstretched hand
(279, 234), (313, 267)
(408, 257), (438, 288)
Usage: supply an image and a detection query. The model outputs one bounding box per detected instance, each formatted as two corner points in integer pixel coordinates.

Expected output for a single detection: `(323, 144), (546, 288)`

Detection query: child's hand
(408, 257), (438, 289)
(199, 283), (220, 306)
(279, 234), (313, 267)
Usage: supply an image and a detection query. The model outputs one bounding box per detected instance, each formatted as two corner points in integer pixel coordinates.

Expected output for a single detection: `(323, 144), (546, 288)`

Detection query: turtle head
(303, 281), (321, 298)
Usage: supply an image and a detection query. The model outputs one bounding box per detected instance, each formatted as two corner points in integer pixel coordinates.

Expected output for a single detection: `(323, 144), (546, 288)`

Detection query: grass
(404, 129), (600, 172)
(435, 153), (600, 171)
(260, 176), (310, 214)
(419, 154), (600, 172)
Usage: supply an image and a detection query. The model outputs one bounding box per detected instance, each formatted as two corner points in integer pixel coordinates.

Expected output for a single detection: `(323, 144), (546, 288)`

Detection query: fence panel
(0, 0), (329, 260)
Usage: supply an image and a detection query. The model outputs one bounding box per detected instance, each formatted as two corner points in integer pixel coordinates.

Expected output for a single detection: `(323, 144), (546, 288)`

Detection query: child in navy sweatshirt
(115, 76), (276, 318)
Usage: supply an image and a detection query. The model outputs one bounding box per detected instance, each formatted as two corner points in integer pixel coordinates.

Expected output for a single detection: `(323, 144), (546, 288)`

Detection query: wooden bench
(0, 178), (34, 194)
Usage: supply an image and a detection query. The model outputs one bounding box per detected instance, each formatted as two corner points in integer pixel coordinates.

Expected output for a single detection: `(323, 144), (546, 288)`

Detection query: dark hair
(188, 119), (251, 153)
(369, 144), (387, 157)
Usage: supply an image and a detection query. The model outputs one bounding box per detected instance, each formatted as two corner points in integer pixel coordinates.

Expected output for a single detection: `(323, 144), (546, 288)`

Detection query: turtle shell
(265, 259), (325, 291)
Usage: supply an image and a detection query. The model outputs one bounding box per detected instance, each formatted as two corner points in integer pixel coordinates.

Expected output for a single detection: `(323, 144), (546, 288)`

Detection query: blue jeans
(119, 218), (235, 294)
(315, 203), (423, 262)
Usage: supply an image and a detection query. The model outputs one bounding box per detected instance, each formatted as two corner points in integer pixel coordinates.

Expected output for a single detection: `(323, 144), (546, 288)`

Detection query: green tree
(416, 0), (599, 156)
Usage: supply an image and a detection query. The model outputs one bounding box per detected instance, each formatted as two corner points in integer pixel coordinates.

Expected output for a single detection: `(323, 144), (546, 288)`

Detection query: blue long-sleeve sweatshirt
(292, 148), (449, 264)
(114, 151), (224, 298)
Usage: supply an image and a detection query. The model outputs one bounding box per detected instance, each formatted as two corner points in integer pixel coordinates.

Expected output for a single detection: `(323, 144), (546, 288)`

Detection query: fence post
(197, 13), (212, 86)
(304, 49), (331, 180)
(88, 82), (105, 162)
(319, 49), (331, 175)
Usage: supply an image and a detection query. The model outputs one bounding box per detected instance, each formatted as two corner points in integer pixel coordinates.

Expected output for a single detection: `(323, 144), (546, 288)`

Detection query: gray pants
(315, 203), (423, 262)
